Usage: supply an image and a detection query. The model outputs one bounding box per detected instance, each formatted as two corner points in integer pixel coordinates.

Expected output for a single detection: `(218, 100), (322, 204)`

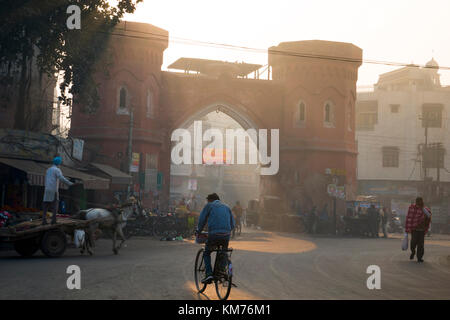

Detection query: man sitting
(197, 193), (235, 284)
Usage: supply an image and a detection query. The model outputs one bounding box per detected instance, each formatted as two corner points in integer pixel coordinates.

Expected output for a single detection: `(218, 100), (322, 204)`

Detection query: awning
(60, 166), (110, 190)
(91, 163), (132, 185)
(0, 157), (48, 186)
(0, 157), (109, 190)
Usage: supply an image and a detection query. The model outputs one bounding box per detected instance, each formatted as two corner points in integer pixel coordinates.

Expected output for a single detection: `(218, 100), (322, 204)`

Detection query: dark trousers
(204, 234), (229, 276)
(411, 230), (425, 260)
(369, 220), (377, 237)
(42, 199), (59, 224)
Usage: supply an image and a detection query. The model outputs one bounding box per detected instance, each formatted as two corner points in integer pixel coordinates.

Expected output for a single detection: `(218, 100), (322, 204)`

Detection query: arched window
(294, 100), (306, 128)
(119, 88), (127, 108)
(324, 100), (335, 127)
(146, 90), (154, 118)
(117, 86), (129, 115)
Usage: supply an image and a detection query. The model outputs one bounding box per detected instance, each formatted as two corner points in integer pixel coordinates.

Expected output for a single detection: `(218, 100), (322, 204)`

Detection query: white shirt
(43, 165), (73, 202)
(422, 208), (431, 218)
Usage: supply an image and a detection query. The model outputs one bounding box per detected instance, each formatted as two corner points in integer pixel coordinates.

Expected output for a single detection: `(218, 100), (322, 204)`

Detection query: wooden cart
(0, 218), (98, 258)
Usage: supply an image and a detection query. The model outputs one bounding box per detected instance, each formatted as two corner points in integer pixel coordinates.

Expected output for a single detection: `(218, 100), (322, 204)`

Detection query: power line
(92, 28), (450, 71)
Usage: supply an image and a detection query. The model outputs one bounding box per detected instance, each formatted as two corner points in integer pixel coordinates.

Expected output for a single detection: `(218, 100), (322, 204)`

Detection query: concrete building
(356, 59), (450, 224)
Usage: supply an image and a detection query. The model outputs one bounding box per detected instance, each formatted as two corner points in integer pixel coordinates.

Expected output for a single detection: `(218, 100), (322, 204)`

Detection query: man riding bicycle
(196, 193), (235, 284)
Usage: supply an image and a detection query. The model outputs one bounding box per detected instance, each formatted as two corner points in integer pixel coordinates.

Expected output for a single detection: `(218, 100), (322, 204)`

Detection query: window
(119, 88), (127, 108)
(146, 153), (158, 169)
(325, 104), (331, 122)
(146, 90), (154, 118)
(390, 104), (400, 113)
(422, 104), (443, 128)
(117, 86), (129, 115)
(382, 147), (399, 168)
(356, 100), (378, 131)
(294, 101), (306, 127)
(324, 100), (335, 127)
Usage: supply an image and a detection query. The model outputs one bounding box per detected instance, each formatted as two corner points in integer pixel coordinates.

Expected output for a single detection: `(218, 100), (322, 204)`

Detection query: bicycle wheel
(194, 248), (207, 293)
(215, 253), (232, 300)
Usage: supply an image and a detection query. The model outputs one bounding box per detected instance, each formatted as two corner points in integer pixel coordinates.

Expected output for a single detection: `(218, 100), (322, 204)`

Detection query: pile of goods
(0, 210), (12, 227)
(1, 206), (41, 225)
(0, 205), (39, 213)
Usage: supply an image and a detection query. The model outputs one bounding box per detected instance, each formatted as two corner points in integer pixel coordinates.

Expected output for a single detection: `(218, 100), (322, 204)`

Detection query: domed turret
(426, 58), (439, 69)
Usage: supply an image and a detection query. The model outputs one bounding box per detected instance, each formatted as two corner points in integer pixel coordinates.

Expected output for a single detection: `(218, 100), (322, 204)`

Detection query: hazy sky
(124, 0), (450, 87)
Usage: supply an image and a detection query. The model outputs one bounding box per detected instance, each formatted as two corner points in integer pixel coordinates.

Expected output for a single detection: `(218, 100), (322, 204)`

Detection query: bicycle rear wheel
(194, 248), (207, 293)
(215, 255), (232, 300)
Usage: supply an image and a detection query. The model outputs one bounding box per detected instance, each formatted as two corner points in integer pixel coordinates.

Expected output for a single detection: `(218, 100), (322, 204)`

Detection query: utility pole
(424, 116), (428, 180)
(436, 142), (442, 200)
(127, 107), (134, 198)
(436, 142), (441, 183)
(333, 196), (337, 235)
(420, 115), (429, 200)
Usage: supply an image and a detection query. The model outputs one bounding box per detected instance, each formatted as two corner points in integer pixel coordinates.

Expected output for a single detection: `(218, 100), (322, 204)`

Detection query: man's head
(53, 156), (62, 166)
(206, 193), (220, 202)
(236, 201), (240, 205)
(416, 197), (424, 208)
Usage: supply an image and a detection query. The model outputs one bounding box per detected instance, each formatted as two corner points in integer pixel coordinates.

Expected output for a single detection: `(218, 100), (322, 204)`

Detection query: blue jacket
(197, 200), (235, 235)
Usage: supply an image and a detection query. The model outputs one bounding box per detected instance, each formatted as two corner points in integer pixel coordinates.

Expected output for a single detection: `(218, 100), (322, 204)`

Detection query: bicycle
(152, 211), (195, 239)
(194, 232), (234, 300)
(152, 212), (177, 238)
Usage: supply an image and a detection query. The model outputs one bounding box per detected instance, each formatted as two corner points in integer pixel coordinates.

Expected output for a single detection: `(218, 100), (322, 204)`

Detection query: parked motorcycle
(388, 216), (403, 233)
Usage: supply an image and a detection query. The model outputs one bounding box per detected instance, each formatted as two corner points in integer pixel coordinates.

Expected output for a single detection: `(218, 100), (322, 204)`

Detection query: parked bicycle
(152, 212), (177, 238)
(194, 232), (234, 300)
(151, 211), (196, 239)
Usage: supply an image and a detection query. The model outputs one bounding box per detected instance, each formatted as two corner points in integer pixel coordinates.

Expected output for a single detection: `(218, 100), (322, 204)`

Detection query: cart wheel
(41, 229), (67, 258)
(14, 237), (40, 257)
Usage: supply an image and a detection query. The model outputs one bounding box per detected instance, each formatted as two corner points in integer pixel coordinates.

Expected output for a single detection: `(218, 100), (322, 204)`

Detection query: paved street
(1, 228), (450, 300)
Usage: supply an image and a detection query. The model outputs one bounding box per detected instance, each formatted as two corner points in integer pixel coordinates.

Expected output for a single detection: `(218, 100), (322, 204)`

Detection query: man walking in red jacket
(405, 197), (432, 263)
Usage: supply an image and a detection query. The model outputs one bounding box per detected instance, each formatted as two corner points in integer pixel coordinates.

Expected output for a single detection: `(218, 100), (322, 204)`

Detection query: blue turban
(53, 157), (62, 165)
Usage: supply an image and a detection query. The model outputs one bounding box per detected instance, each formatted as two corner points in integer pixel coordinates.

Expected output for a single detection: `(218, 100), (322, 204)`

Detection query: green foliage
(0, 0), (142, 127)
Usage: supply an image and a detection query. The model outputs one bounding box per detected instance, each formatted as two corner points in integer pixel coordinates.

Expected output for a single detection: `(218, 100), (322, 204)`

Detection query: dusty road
(1, 228), (449, 300)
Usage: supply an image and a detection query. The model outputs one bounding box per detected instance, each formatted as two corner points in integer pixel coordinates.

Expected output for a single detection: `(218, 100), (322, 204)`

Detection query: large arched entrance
(169, 102), (261, 211)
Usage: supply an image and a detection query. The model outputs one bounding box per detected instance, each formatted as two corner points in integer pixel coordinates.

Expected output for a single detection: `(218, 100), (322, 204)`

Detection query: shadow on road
(184, 280), (259, 300)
